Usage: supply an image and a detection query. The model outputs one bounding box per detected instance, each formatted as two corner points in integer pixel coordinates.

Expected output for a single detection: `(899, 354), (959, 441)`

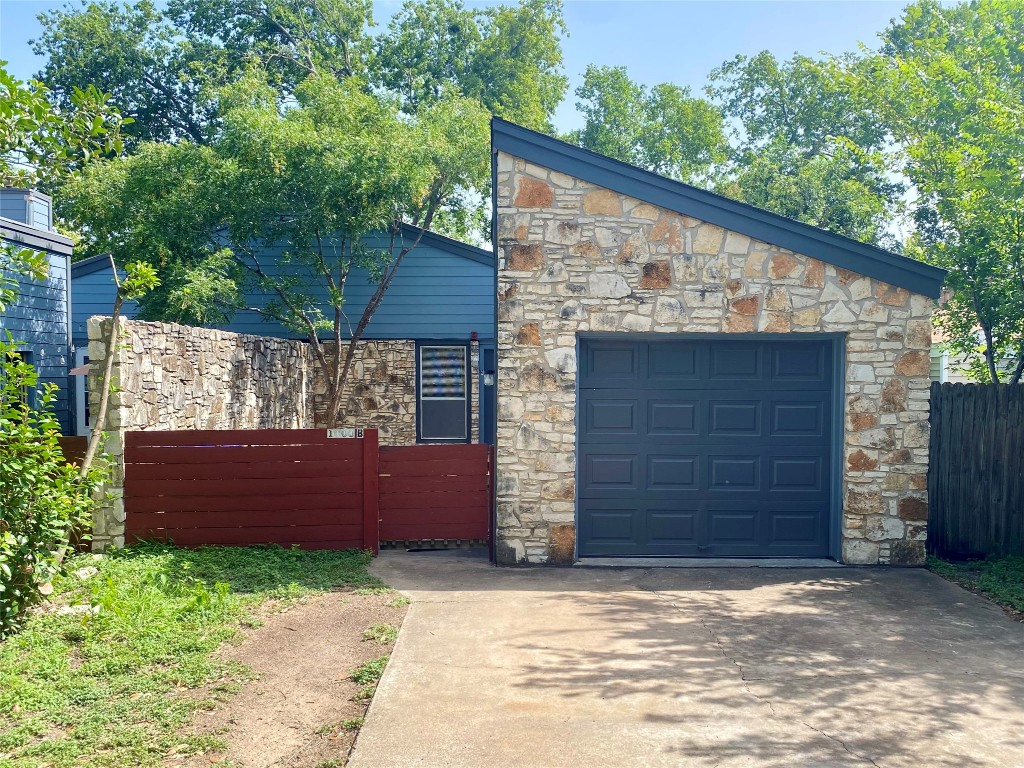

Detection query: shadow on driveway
(348, 550), (1024, 768)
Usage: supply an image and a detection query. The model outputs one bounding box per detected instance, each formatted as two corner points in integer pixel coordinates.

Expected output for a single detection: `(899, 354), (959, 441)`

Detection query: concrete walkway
(349, 551), (1024, 768)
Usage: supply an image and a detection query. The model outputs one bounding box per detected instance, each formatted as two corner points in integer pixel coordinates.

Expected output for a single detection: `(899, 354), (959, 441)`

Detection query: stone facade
(87, 319), (479, 550)
(312, 340), (418, 445)
(495, 152), (934, 566)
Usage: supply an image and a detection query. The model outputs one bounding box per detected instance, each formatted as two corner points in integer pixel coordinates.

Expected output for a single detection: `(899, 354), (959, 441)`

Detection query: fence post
(362, 428), (380, 555)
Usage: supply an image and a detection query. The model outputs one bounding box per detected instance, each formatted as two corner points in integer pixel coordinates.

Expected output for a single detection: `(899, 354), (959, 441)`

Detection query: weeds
(0, 544), (381, 767)
(928, 555), (1024, 615)
(362, 623), (398, 645)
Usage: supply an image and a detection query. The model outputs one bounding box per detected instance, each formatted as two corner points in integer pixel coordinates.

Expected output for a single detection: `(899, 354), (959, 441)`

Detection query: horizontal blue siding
(70, 267), (138, 343)
(1, 245), (72, 433)
(72, 235), (496, 343)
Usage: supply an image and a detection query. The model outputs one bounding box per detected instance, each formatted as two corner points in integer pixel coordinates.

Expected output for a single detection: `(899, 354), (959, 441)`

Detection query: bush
(0, 339), (105, 636)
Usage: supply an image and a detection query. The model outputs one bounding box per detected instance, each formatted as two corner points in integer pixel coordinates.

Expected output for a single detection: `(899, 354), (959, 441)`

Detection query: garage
(492, 119), (946, 566)
(577, 336), (837, 558)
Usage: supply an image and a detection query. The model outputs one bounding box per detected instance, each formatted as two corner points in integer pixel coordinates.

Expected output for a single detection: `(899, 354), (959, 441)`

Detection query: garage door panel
(647, 341), (700, 381)
(769, 456), (824, 492)
(708, 510), (759, 545)
(709, 401), (762, 435)
(578, 337), (834, 558)
(708, 456), (760, 490)
(710, 344), (762, 379)
(648, 400), (698, 434)
(648, 455), (698, 490)
(647, 508), (698, 546)
(583, 454), (638, 491)
(771, 400), (825, 436)
(581, 343), (640, 386)
(585, 398), (639, 434)
(771, 344), (827, 381)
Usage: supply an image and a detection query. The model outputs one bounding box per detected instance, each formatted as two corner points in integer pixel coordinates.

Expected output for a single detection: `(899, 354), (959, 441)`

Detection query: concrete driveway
(349, 551), (1024, 768)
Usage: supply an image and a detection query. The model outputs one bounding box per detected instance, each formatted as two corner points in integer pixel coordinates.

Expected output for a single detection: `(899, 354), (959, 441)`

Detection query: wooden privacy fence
(928, 383), (1024, 558)
(379, 444), (492, 544)
(123, 429), (493, 551)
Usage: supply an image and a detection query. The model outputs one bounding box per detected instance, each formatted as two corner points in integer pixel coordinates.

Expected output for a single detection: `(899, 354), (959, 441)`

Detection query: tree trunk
(79, 294), (122, 478)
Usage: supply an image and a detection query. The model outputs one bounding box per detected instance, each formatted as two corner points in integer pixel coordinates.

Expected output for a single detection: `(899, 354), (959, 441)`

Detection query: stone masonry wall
(87, 319), (425, 550)
(495, 151), (934, 566)
(311, 340), (418, 446)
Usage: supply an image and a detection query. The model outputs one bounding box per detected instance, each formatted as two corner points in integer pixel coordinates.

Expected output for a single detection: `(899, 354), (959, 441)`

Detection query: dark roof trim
(397, 223), (494, 267)
(70, 229), (493, 280)
(71, 253), (115, 278)
(0, 216), (73, 256)
(492, 118), (946, 299)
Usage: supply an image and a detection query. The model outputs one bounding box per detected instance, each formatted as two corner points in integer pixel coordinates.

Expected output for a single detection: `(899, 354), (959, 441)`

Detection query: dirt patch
(175, 591), (407, 768)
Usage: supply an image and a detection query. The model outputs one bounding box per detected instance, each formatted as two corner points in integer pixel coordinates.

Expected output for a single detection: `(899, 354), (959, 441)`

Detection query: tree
(865, 0), (1024, 382)
(0, 61), (127, 308)
(0, 64), (124, 632)
(63, 70), (490, 427)
(707, 51), (903, 247)
(32, 0), (375, 146)
(0, 342), (104, 636)
(565, 64), (727, 184)
(372, 0), (568, 131)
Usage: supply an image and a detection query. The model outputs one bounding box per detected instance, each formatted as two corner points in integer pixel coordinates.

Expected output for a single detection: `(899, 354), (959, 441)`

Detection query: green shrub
(0, 339), (105, 636)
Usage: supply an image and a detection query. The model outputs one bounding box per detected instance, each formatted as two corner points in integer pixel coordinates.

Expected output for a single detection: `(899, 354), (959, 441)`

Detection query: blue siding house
(72, 227), (497, 442)
(1, 188), (74, 434)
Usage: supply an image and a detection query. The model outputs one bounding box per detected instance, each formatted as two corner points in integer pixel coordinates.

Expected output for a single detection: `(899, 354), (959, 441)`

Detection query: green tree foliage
(0, 61), (127, 308)
(33, 0), (567, 143)
(865, 0), (1024, 383)
(33, 0), (376, 146)
(0, 341), (105, 637)
(707, 51), (903, 247)
(63, 69), (490, 427)
(566, 64), (728, 184)
(372, 0), (568, 130)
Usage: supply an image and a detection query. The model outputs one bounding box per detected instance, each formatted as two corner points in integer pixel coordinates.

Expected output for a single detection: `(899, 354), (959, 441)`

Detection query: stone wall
(311, 340), (418, 446)
(87, 318), (316, 550)
(88, 319), (482, 549)
(495, 151), (934, 566)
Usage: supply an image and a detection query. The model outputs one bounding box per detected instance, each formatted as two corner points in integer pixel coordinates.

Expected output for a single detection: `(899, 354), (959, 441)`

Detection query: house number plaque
(327, 428), (364, 438)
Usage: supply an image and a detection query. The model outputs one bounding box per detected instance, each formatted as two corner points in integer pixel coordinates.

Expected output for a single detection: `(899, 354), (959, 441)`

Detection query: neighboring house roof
(70, 223), (494, 275)
(0, 215), (74, 256)
(491, 118), (947, 299)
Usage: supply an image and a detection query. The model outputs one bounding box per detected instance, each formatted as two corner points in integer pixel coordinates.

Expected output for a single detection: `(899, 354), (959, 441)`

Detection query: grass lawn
(927, 554), (1024, 618)
(0, 544), (385, 767)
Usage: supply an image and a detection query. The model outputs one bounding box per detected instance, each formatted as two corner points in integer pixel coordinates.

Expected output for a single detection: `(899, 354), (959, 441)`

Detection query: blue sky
(0, 0), (910, 132)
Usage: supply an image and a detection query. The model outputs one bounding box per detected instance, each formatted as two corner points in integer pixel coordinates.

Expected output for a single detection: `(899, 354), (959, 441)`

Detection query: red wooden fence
(124, 429), (379, 552)
(378, 444), (492, 544)
(122, 429), (492, 552)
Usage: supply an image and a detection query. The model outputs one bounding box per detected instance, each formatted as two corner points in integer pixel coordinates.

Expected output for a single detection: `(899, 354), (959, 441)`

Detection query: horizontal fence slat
(125, 460), (352, 482)
(379, 491), (491, 511)
(380, 444), (491, 462)
(126, 428), (343, 448)
(380, 475), (491, 494)
(380, 523), (488, 540)
(124, 476), (361, 498)
(127, 508), (361, 530)
(378, 506), (491, 525)
(378, 458), (491, 477)
(126, 445), (362, 465)
(124, 492), (361, 515)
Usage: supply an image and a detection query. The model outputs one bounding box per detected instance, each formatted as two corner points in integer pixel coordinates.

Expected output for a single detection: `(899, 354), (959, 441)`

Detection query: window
(418, 344), (470, 442)
(74, 347), (91, 436)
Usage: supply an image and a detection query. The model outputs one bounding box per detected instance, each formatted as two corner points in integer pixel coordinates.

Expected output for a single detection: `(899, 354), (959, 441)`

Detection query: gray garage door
(577, 337), (834, 558)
